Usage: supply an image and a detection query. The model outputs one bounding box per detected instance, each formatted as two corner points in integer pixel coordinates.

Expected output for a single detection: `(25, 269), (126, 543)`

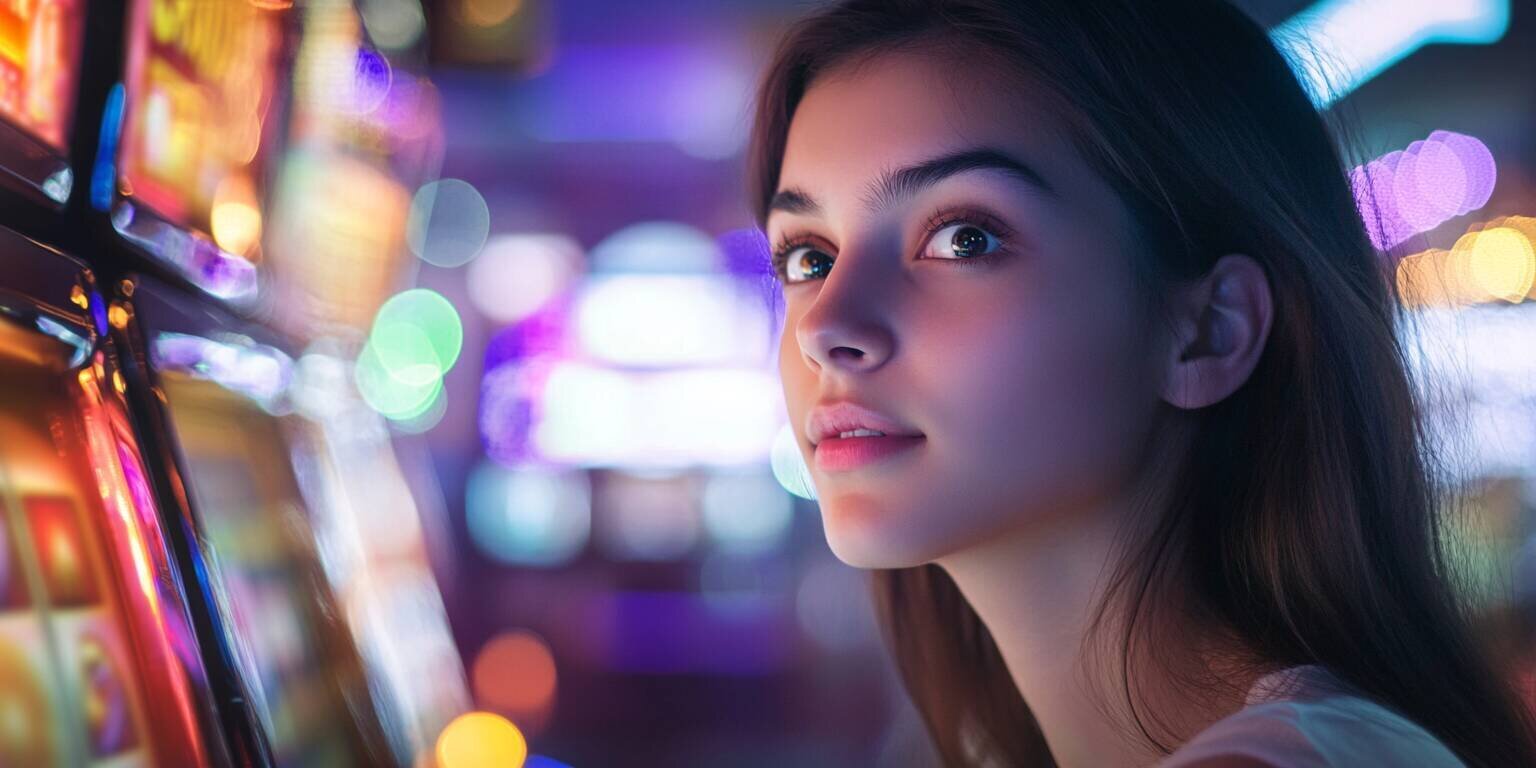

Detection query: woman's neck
(935, 500), (1249, 768)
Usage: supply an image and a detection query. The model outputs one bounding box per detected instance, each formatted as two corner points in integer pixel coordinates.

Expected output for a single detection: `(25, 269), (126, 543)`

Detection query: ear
(1159, 254), (1274, 410)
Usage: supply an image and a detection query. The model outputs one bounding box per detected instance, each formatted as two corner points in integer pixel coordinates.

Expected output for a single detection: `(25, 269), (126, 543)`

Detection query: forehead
(777, 47), (1078, 208)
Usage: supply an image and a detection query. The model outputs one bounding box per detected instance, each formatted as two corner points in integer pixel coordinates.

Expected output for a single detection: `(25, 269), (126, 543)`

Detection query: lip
(806, 401), (923, 446)
(814, 433), (925, 472)
(806, 400), (925, 472)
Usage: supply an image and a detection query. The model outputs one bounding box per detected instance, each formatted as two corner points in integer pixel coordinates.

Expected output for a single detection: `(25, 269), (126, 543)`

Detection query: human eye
(771, 237), (836, 284)
(919, 208), (1012, 264)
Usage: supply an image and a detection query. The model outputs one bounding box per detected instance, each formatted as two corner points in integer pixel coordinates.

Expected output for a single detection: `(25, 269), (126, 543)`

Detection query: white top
(1158, 664), (1466, 767)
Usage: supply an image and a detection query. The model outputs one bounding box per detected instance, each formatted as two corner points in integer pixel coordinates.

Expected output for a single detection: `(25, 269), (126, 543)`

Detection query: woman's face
(770, 48), (1170, 569)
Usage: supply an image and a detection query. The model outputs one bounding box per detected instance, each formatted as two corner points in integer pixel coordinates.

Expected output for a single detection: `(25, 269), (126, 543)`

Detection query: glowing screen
(116, 0), (284, 251)
(0, 0), (84, 150)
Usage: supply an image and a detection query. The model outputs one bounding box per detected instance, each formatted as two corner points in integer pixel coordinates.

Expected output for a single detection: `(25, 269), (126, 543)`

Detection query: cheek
(916, 287), (1156, 521)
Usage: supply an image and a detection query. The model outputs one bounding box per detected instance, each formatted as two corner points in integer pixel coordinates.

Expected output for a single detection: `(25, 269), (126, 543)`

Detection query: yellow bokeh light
(108, 304), (131, 330)
(211, 175), (263, 257)
(1501, 216), (1536, 299)
(436, 712), (528, 768)
(1402, 218), (1536, 307)
(1462, 226), (1534, 304)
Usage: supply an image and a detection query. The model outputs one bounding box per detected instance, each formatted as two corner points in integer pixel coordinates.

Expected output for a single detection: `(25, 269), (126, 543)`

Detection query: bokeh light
(390, 384), (448, 434)
(588, 221), (719, 273)
(435, 712), (527, 768)
(1461, 226), (1535, 303)
(470, 629), (557, 724)
(574, 274), (773, 367)
(1397, 216), (1536, 307)
(533, 364), (783, 468)
(356, 341), (443, 419)
(770, 424), (817, 501)
(701, 469), (794, 555)
(354, 289), (465, 423)
(460, 0), (522, 27)
(371, 289), (465, 380)
(466, 234), (583, 324)
(593, 472), (700, 561)
(360, 0), (426, 51)
(1352, 130), (1497, 251)
(408, 179), (491, 268)
(479, 360), (550, 466)
(210, 175), (262, 257)
(465, 462), (591, 566)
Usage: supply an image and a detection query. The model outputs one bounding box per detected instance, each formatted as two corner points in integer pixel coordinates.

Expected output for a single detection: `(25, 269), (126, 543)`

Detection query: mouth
(813, 432), (925, 472)
(806, 400), (925, 472)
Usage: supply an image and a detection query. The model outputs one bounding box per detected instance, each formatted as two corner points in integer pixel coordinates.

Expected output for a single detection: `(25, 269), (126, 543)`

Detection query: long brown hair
(747, 1), (1536, 765)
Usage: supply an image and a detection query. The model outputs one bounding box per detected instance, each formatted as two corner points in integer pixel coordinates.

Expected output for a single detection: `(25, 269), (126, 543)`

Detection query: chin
(817, 491), (952, 570)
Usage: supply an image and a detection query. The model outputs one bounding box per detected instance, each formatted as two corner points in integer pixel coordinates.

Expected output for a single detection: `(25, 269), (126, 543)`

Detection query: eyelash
(769, 206), (1016, 283)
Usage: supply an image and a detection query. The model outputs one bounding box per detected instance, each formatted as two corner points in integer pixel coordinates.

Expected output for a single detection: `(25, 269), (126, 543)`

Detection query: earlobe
(1159, 254), (1273, 410)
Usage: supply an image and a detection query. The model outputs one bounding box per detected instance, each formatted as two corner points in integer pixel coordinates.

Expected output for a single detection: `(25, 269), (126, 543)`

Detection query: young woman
(748, 1), (1536, 766)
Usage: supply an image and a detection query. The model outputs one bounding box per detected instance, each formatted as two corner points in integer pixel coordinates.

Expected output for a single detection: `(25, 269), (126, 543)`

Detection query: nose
(793, 251), (896, 374)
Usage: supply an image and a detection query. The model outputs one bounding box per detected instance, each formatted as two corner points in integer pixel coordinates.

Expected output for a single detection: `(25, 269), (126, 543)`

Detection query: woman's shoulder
(1158, 665), (1467, 768)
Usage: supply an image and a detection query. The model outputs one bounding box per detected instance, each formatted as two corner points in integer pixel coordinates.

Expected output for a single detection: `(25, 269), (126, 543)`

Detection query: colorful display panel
(0, 317), (155, 767)
(115, 0), (285, 256)
(0, 0), (85, 151)
(157, 365), (390, 767)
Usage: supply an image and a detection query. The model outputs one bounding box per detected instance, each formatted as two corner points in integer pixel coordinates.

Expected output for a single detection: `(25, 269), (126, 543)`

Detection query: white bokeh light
(466, 233), (583, 324)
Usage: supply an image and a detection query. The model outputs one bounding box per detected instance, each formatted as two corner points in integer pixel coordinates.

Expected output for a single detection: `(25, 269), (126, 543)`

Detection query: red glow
(23, 495), (99, 607)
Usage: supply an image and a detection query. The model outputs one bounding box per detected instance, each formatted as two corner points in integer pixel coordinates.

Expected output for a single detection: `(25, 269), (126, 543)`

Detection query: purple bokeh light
(1352, 130), (1496, 252)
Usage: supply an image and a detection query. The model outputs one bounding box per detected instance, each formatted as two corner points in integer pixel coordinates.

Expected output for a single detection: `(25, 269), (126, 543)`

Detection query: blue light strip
(91, 83), (126, 212)
(1270, 0), (1510, 107)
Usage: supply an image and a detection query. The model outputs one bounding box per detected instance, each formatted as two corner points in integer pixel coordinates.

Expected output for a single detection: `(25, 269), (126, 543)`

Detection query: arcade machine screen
(0, 277), (212, 765)
(114, 0), (284, 269)
(0, 0), (86, 201)
(154, 359), (384, 767)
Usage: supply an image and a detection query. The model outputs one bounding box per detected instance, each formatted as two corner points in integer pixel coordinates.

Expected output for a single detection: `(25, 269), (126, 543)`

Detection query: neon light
(91, 83), (125, 211)
(1272, 0), (1509, 107)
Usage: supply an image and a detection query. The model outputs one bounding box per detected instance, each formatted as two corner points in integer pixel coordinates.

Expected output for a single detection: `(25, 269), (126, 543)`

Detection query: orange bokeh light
(471, 629), (558, 719)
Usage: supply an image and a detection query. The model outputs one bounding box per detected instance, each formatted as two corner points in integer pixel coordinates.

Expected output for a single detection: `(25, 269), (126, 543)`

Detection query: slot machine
(0, 217), (225, 768)
(0, 0), (233, 765)
(110, 277), (397, 766)
(0, 0), (469, 762)
(92, 0), (469, 765)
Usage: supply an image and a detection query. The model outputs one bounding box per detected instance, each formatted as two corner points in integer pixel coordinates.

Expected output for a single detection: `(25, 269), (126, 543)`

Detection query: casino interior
(0, 0), (1533, 766)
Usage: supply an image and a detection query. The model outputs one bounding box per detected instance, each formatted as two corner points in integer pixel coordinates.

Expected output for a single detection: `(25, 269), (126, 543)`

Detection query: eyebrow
(768, 147), (1056, 219)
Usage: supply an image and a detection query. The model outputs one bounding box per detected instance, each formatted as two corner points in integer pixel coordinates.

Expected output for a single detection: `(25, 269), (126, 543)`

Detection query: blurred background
(0, 0), (1532, 766)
